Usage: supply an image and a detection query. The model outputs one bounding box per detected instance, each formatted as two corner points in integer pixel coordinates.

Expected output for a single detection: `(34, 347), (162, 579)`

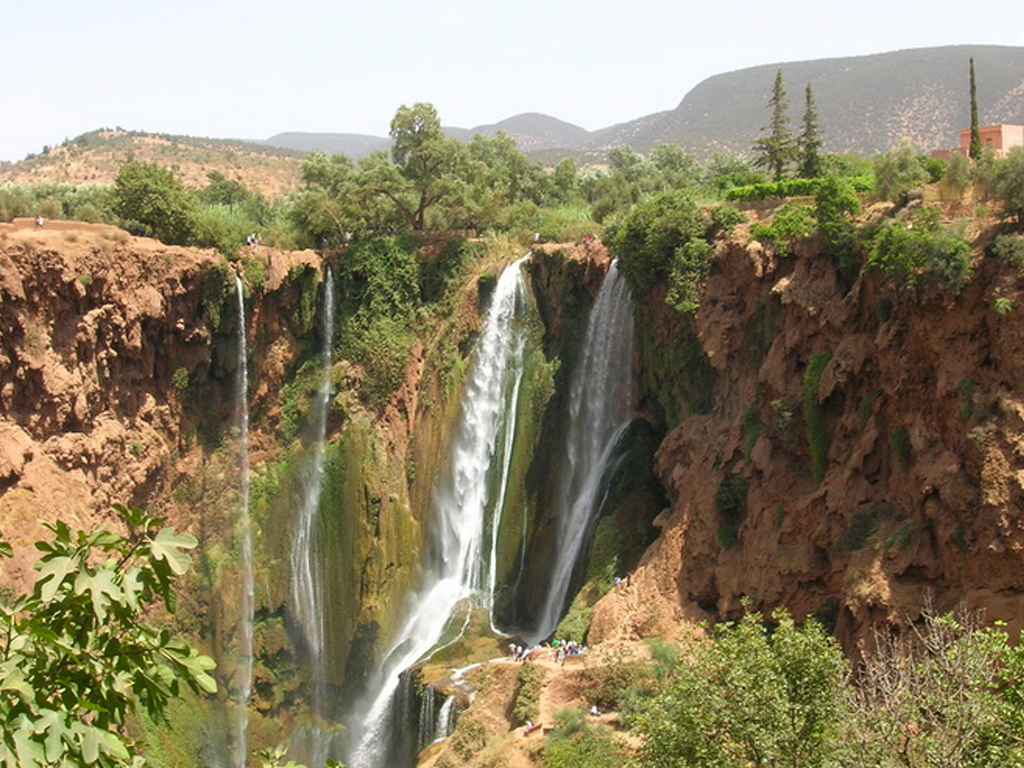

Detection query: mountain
(263, 131), (391, 157)
(254, 45), (1024, 161)
(591, 44), (1024, 156)
(4, 45), (1024, 188)
(0, 129), (305, 198)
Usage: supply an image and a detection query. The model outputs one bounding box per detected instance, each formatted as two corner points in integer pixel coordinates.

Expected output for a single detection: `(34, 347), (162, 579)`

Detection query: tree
(0, 505), (216, 767)
(993, 147), (1024, 222)
(872, 140), (929, 202)
(970, 58), (982, 161)
(113, 162), (197, 245)
(752, 69), (796, 181)
(290, 151), (364, 247)
(604, 190), (706, 295)
(632, 609), (847, 768)
(798, 83), (824, 178)
(381, 102), (469, 230)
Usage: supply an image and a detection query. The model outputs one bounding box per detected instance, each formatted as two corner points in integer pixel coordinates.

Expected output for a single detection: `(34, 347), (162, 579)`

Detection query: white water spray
(526, 260), (635, 644)
(348, 256), (530, 768)
(288, 267), (335, 766)
(233, 275), (254, 768)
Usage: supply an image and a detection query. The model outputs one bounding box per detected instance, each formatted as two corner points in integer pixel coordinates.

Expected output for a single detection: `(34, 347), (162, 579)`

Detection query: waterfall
(347, 256), (531, 768)
(435, 695), (456, 742)
(288, 267), (335, 767)
(526, 260), (635, 644)
(233, 275), (254, 768)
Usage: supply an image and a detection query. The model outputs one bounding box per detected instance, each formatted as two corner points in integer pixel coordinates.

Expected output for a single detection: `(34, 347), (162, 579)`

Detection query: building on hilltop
(932, 124), (1024, 159)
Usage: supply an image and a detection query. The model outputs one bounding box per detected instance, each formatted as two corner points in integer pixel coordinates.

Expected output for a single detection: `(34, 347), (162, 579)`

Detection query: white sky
(3, 0), (1024, 163)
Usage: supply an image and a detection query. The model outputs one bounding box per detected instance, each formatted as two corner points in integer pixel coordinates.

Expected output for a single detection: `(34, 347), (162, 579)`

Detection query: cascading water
(347, 256), (531, 768)
(233, 275), (254, 768)
(288, 267), (335, 766)
(525, 260), (635, 644)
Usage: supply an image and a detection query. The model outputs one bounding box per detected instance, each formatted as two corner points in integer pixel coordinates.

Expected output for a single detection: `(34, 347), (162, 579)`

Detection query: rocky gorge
(1, 200), (1023, 765)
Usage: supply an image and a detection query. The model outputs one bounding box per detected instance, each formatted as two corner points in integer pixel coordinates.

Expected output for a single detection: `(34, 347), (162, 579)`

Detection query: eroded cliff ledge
(591, 228), (1024, 652)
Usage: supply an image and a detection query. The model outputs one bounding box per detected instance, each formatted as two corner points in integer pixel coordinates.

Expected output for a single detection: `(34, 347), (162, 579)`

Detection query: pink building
(959, 124), (1024, 156)
(933, 124), (1024, 159)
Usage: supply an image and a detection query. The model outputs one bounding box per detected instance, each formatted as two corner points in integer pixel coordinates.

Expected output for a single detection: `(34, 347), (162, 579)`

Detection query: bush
(715, 471), (749, 549)
(992, 233), (1024, 268)
(665, 239), (713, 314)
(0, 506), (216, 768)
(512, 662), (544, 725)
(803, 351), (832, 484)
(542, 709), (626, 768)
(113, 162), (197, 245)
(605, 190), (706, 296)
(815, 176), (861, 271)
(750, 202), (816, 257)
(724, 175), (872, 202)
(632, 610), (847, 768)
(872, 140), (929, 202)
(993, 146), (1024, 222)
(865, 209), (973, 292)
(709, 204), (748, 237)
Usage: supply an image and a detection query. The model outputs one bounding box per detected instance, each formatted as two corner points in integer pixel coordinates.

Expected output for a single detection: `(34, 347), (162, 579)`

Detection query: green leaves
(149, 528), (196, 576)
(35, 555), (78, 602)
(0, 507), (217, 767)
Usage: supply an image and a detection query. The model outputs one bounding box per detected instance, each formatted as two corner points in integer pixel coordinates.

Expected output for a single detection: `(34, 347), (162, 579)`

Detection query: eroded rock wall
(591, 235), (1024, 651)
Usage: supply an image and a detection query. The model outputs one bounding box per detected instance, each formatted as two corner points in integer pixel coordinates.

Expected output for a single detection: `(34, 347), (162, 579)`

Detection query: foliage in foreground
(0, 506), (216, 768)
(625, 608), (1024, 768)
(631, 610), (846, 768)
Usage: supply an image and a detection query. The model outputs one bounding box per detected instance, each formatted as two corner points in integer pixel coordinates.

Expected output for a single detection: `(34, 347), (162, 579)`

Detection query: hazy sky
(4, 0), (1024, 163)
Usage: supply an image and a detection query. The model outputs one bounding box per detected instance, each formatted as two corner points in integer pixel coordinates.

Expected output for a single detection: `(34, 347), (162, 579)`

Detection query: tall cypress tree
(798, 83), (824, 178)
(969, 58), (982, 160)
(752, 69), (796, 181)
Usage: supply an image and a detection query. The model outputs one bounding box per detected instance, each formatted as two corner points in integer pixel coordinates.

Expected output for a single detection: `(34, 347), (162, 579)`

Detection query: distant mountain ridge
(258, 44), (1024, 160)
(4, 45), (1024, 189)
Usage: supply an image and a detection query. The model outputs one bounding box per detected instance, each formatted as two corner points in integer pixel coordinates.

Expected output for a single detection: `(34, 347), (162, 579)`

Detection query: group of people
(507, 642), (531, 661)
(245, 232), (261, 247)
(550, 638), (586, 664)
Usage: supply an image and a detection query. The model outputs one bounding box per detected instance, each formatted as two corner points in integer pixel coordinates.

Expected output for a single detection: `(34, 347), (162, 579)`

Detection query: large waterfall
(288, 267), (336, 766)
(347, 256), (531, 768)
(526, 260), (635, 644)
(233, 275), (254, 768)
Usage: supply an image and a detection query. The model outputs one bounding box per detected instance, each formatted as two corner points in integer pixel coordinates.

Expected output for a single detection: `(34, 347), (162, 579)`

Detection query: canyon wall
(591, 228), (1024, 652)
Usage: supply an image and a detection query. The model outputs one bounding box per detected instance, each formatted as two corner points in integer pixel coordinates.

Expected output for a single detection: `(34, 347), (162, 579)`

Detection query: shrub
(835, 502), (895, 553)
(865, 208), (973, 292)
(991, 233), (1024, 269)
(665, 239), (713, 314)
(709, 204), (748, 237)
(631, 610), (847, 768)
(749, 202), (815, 257)
(512, 662), (544, 725)
(815, 176), (861, 271)
(605, 190), (706, 296)
(872, 140), (929, 202)
(715, 471), (749, 549)
(724, 175), (872, 202)
(542, 709), (626, 768)
(803, 351), (832, 484)
(113, 162), (197, 245)
(0, 506), (216, 768)
(889, 425), (911, 469)
(993, 146), (1024, 222)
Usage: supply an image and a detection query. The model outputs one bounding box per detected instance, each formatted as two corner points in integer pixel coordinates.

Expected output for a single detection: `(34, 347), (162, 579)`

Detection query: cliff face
(591, 229), (1024, 651)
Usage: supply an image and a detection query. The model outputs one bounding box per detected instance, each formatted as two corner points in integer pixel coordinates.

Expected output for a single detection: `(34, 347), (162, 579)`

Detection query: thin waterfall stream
(233, 275), (254, 768)
(288, 267), (336, 766)
(347, 256), (531, 768)
(525, 260), (635, 644)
